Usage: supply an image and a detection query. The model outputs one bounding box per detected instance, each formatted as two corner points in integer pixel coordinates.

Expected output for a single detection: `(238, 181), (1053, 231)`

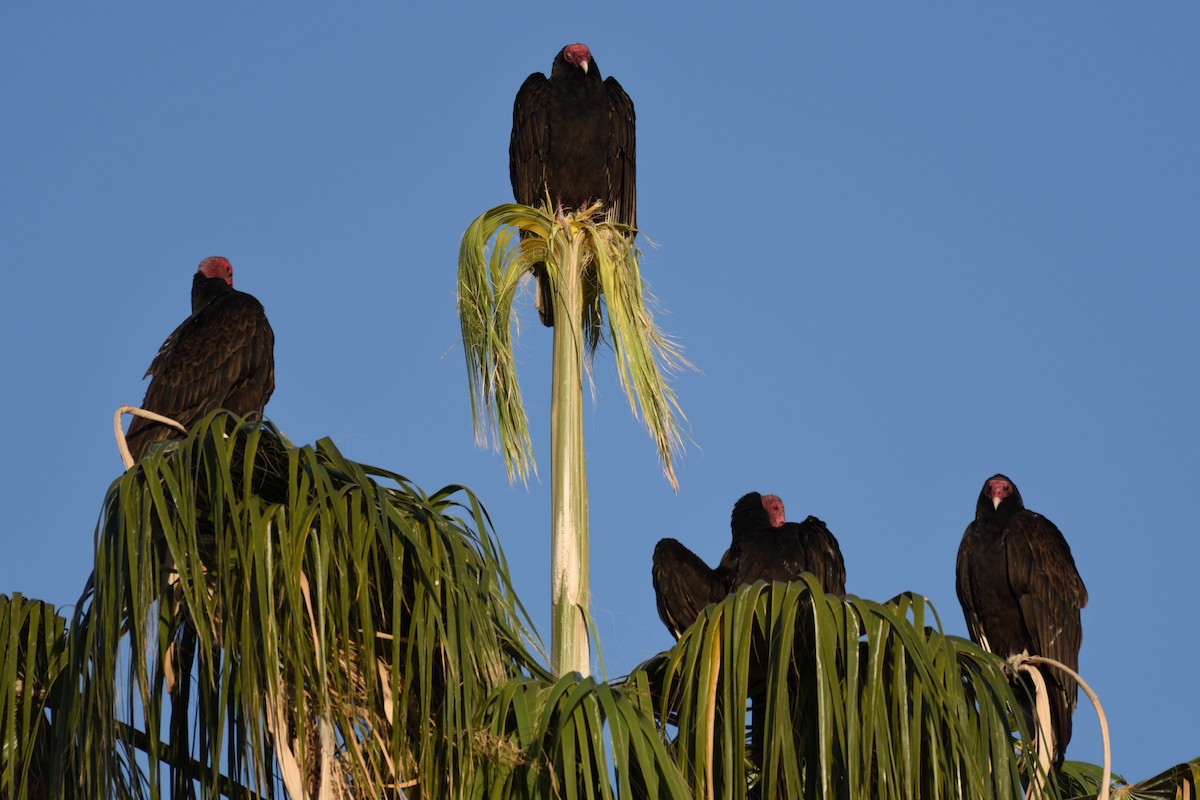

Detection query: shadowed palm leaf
(0, 594), (68, 800)
(632, 578), (1043, 799)
(51, 412), (549, 798)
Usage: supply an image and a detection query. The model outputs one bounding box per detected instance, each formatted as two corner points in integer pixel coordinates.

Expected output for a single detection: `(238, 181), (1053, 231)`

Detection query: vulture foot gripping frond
(114, 404), (189, 470)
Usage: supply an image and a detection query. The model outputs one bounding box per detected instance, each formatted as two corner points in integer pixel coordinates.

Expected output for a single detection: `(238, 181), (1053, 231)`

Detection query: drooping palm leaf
(457, 201), (688, 490)
(1096, 757), (1200, 800)
(0, 594), (68, 800)
(470, 672), (691, 800)
(51, 412), (548, 799)
(633, 577), (1042, 800)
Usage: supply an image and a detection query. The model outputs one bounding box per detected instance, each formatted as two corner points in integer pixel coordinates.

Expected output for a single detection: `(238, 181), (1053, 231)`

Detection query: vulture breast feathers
(955, 474), (1088, 764)
(509, 42), (636, 326)
(125, 257), (275, 461)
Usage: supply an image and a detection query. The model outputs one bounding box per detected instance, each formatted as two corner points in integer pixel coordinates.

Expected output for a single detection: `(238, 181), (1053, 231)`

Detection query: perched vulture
(652, 492), (846, 639)
(125, 257), (275, 462)
(509, 42), (636, 326)
(955, 474), (1088, 765)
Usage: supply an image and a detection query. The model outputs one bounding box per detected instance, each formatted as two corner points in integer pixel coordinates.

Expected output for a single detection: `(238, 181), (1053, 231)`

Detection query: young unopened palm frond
(457, 201), (689, 490)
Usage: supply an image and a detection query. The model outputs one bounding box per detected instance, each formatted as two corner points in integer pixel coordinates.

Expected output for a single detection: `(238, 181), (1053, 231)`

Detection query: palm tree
(2, 413), (1197, 798)
(33, 413), (685, 798)
(457, 201), (688, 677)
(50, 413), (554, 797)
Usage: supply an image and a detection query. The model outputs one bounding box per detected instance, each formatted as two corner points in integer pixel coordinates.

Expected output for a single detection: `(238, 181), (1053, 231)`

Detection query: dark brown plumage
(125, 257), (275, 461)
(955, 474), (1088, 766)
(509, 42), (636, 326)
(651, 538), (730, 639)
(726, 492), (847, 596)
(651, 492), (846, 639)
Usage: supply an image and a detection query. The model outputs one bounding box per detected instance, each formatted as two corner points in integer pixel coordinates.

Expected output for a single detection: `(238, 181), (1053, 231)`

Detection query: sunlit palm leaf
(457, 201), (688, 490)
(52, 412), (547, 798)
(633, 578), (1040, 800)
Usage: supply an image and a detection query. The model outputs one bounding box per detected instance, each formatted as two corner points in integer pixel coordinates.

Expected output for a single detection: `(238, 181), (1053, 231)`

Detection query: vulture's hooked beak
(580, 59), (589, 75)
(992, 496), (1002, 510)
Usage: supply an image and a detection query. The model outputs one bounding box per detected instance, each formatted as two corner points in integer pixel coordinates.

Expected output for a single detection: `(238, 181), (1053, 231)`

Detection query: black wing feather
(1006, 511), (1088, 754)
(1005, 512), (1087, 673)
(605, 76), (636, 229)
(509, 72), (550, 209)
(790, 516), (847, 596)
(954, 529), (987, 647)
(652, 538), (729, 639)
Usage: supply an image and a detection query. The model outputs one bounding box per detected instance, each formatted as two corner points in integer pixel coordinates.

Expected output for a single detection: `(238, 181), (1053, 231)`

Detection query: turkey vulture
(955, 474), (1088, 766)
(652, 492), (846, 638)
(509, 42), (636, 326)
(125, 257), (275, 462)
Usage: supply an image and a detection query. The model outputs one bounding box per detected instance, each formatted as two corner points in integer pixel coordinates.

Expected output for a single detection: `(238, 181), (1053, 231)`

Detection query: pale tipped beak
(580, 59), (589, 74)
(992, 496), (1002, 510)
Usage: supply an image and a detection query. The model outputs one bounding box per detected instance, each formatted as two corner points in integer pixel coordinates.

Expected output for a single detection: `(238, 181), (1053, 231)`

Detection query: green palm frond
(459, 206), (539, 485)
(472, 672), (691, 799)
(52, 411), (547, 798)
(17, 407), (1193, 797)
(633, 578), (1038, 800)
(457, 201), (689, 490)
(1101, 757), (1200, 800)
(0, 593), (68, 800)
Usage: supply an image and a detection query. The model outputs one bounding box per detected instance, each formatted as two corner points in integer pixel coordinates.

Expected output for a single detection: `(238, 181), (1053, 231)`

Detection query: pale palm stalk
(549, 221), (590, 678)
(458, 201), (688, 677)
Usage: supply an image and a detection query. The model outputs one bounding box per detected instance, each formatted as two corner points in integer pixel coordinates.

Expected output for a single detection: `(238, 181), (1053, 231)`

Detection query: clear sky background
(3, 3), (1196, 782)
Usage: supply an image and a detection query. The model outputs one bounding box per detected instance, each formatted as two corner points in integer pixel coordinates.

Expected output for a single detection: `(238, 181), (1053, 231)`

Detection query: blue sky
(2, 3), (1197, 781)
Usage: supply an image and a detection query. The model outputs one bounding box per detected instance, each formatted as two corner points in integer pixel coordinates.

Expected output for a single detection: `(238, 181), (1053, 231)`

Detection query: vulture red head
(982, 474), (1020, 511)
(561, 42), (591, 73)
(198, 256), (233, 286)
(761, 494), (785, 527)
(731, 491), (787, 534)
